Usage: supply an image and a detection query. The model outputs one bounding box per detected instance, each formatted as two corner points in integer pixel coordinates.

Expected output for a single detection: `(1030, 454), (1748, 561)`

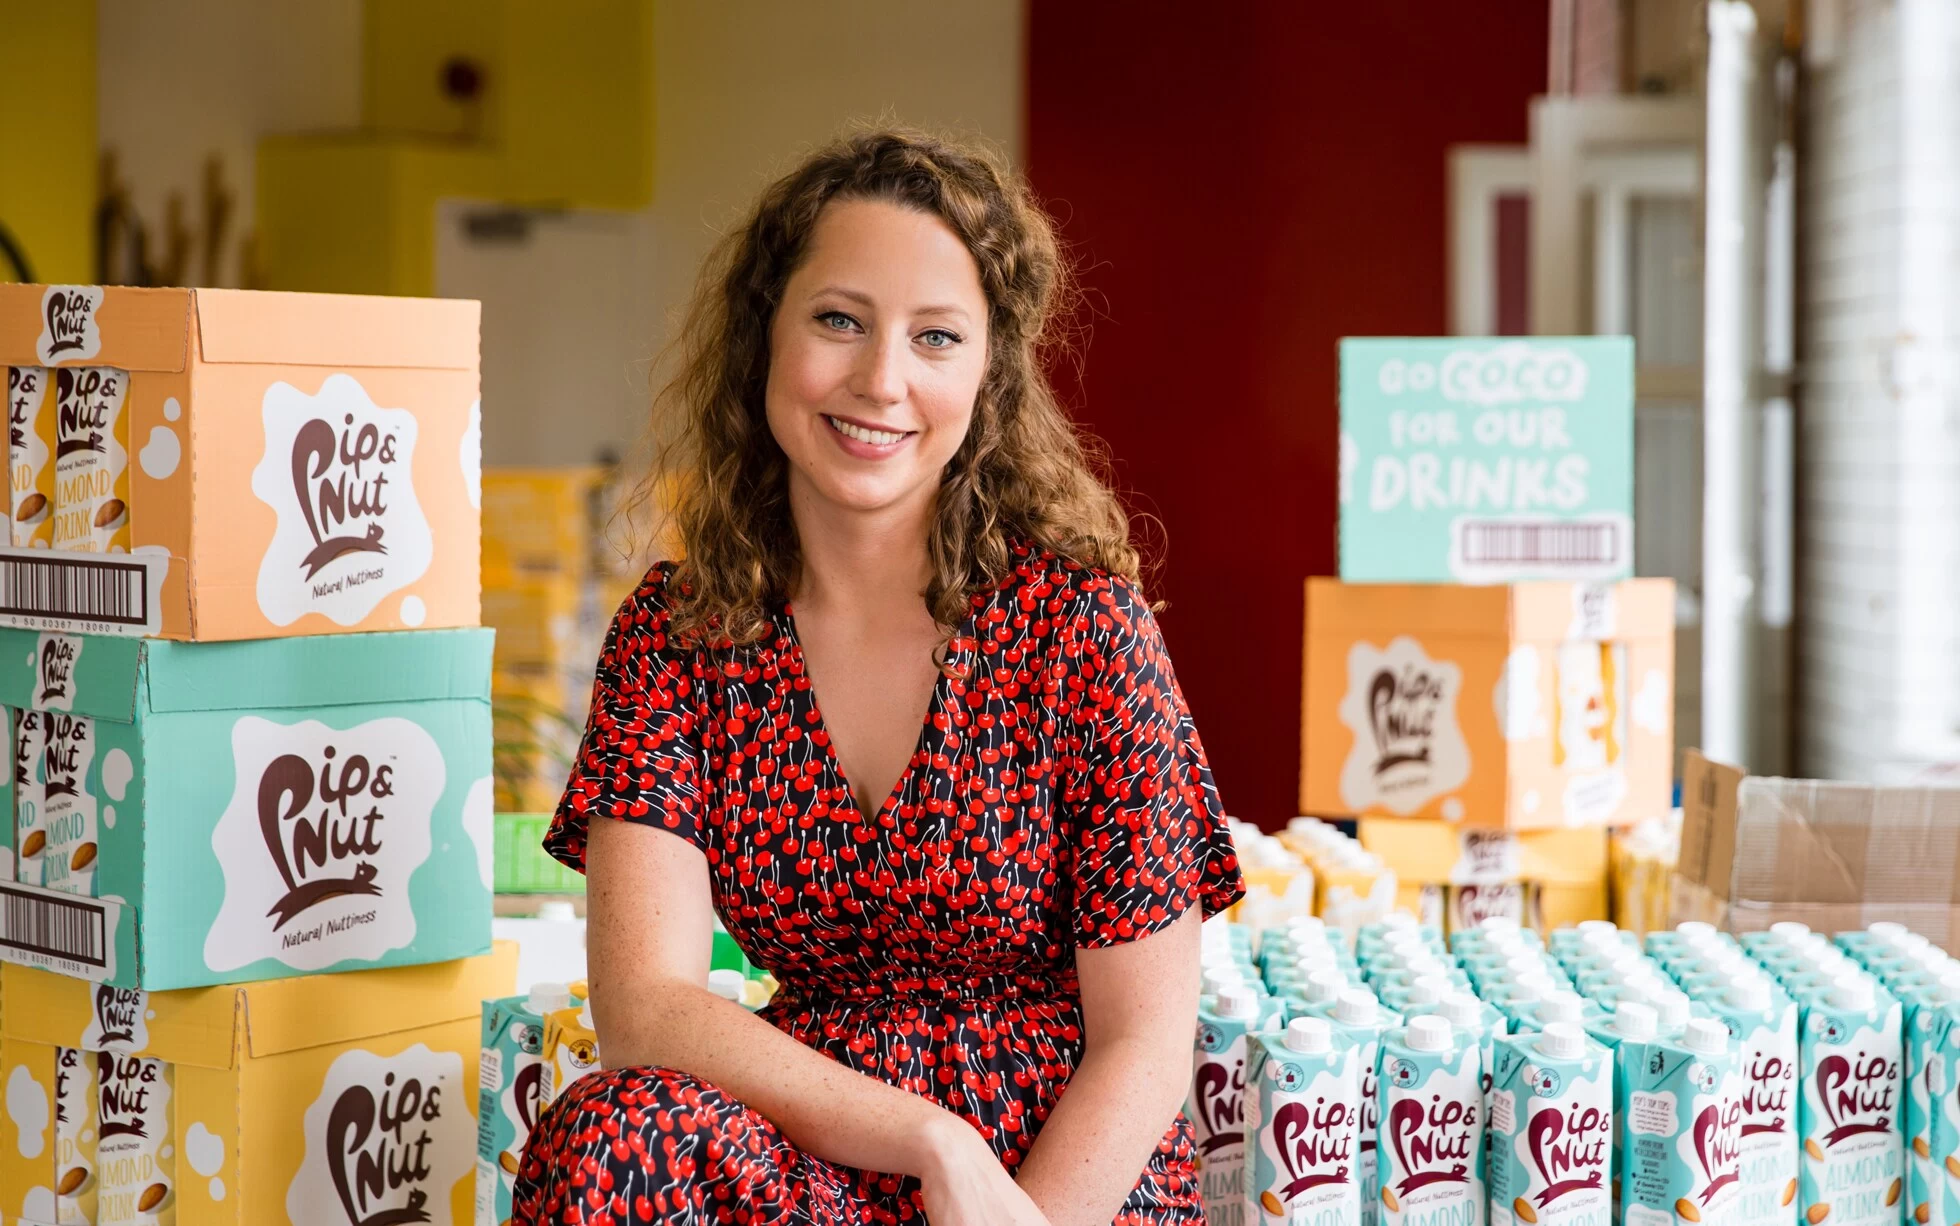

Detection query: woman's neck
(788, 478), (934, 619)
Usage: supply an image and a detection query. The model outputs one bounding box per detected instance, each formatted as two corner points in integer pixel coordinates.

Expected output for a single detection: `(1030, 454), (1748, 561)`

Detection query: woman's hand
(914, 1114), (1053, 1226)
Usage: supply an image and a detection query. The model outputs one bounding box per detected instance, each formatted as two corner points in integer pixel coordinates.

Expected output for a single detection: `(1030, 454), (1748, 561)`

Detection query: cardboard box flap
(241, 942), (516, 1059)
(1681, 749), (1960, 907)
(194, 288), (479, 371)
(142, 627), (494, 713)
(0, 962), (240, 1070)
(0, 284), (191, 372)
(0, 628), (143, 722)
(1509, 578), (1675, 642)
(1306, 578), (1513, 638)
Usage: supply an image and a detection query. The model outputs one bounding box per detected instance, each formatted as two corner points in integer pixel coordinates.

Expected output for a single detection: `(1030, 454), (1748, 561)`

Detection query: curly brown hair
(637, 126), (1141, 650)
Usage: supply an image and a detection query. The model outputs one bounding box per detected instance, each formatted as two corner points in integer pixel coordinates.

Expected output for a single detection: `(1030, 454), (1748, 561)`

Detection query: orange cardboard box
(1299, 578), (1674, 830)
(0, 284), (480, 640)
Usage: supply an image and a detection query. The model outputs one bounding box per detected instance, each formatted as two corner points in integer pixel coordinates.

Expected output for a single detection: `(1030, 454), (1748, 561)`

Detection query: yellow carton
(0, 285), (480, 641)
(481, 467), (607, 587)
(1300, 578), (1674, 829)
(484, 579), (586, 689)
(1360, 818), (1608, 936)
(0, 945), (515, 1226)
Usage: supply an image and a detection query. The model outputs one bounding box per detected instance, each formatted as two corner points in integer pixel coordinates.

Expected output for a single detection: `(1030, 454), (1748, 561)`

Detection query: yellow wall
(0, 1), (96, 282)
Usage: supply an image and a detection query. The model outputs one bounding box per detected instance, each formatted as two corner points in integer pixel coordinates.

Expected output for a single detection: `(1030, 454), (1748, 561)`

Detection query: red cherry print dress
(516, 543), (1244, 1226)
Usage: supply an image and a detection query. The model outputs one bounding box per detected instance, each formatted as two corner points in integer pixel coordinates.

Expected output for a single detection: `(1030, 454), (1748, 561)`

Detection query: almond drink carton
(55, 1044), (98, 1225)
(52, 365), (131, 552)
(1331, 989), (1399, 1226)
(94, 1051), (174, 1226)
(540, 1000), (601, 1106)
(1194, 985), (1263, 1225)
(1897, 980), (1955, 1226)
(1377, 1014), (1485, 1226)
(8, 365), (53, 546)
(1486, 1023), (1612, 1226)
(475, 983), (574, 1226)
(1244, 1017), (1362, 1225)
(1620, 1017), (1744, 1226)
(1797, 976), (1903, 1226)
(1701, 979), (1799, 1226)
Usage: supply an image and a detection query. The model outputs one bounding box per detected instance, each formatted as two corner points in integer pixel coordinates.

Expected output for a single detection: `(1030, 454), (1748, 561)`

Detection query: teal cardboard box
(0, 627), (495, 990)
(1339, 336), (1634, 583)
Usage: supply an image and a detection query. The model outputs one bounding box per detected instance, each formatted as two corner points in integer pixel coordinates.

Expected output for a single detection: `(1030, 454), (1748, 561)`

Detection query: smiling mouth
(825, 415), (913, 446)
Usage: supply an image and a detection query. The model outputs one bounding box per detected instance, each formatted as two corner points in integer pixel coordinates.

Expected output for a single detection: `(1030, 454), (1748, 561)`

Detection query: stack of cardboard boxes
(0, 284), (513, 1226)
(1299, 337), (1673, 938)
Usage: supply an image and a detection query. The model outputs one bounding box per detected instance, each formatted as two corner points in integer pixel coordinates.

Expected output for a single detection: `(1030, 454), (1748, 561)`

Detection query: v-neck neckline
(778, 601), (966, 820)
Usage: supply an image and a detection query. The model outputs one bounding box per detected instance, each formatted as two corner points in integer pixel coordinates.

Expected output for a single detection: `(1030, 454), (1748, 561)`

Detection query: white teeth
(827, 416), (906, 446)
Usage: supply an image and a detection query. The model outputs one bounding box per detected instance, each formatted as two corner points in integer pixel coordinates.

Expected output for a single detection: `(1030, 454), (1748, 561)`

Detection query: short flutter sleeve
(543, 563), (710, 871)
(1063, 574), (1244, 949)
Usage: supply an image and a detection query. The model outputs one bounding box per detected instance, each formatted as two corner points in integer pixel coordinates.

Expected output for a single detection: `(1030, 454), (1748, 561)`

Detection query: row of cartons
(0, 284), (517, 1226)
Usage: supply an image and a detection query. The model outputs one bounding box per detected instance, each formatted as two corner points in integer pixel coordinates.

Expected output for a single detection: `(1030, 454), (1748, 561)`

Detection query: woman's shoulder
(985, 540), (1155, 638)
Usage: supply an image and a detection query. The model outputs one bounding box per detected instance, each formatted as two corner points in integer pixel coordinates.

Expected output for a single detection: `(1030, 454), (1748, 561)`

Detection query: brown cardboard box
(1672, 749), (1960, 948)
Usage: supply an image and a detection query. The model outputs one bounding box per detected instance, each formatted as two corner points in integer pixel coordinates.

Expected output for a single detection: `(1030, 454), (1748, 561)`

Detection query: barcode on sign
(0, 553), (149, 626)
(0, 884), (108, 968)
(1461, 521), (1621, 566)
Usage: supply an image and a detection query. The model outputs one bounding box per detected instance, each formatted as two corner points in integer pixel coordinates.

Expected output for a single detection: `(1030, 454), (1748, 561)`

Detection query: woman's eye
(918, 328), (961, 349)
(817, 311), (859, 332)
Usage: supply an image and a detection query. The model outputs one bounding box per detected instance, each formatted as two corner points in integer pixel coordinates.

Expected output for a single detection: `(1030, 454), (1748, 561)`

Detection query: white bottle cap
(1725, 978), (1773, 1013)
(1770, 921), (1812, 943)
(1437, 994), (1483, 1029)
(1506, 978), (1548, 1005)
(1382, 928), (1429, 953)
(1675, 921), (1718, 942)
(1306, 969), (1349, 1003)
(1538, 1022), (1586, 1060)
(1285, 1016), (1334, 1054)
(1404, 978), (1446, 1008)
(1652, 992), (1692, 1030)
(1577, 920), (1619, 937)
(1334, 988), (1380, 1026)
(1613, 1001), (1658, 1041)
(1406, 1014), (1454, 1052)
(1928, 975), (1960, 1005)
(1683, 1017), (1730, 1056)
(1288, 915), (1330, 937)
(1479, 916), (1522, 933)
(1939, 968), (1960, 997)
(536, 899), (578, 924)
(528, 982), (573, 1014)
(707, 969), (745, 1001)
(1505, 952), (1546, 977)
(1218, 985), (1262, 1020)
(576, 1002), (594, 1029)
(1379, 912), (1419, 932)
(1203, 969), (1250, 998)
(1828, 974), (1875, 1011)
(1866, 921), (1908, 944)
(1896, 931), (1933, 955)
(1536, 993), (1588, 1027)
(1296, 949), (1340, 975)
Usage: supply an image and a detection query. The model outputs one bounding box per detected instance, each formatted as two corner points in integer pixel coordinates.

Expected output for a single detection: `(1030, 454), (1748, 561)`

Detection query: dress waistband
(769, 966), (1081, 1007)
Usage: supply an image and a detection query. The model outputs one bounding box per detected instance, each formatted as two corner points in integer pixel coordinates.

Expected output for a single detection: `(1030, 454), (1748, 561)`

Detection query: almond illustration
(56, 1165), (88, 1195)
(1916, 1203), (1930, 1224)
(20, 830), (44, 858)
(1917, 1136), (1932, 1158)
(1948, 1154), (1960, 1178)
(1782, 1179), (1797, 1206)
(1887, 1179), (1902, 1207)
(1515, 1196), (1539, 1223)
(500, 1149), (522, 1176)
(1805, 1137), (1825, 1161)
(1807, 1203), (1830, 1224)
(15, 493), (46, 521)
(137, 1181), (169, 1212)
(1260, 1190), (1285, 1217)
(93, 498), (126, 529)
(1382, 1185), (1400, 1212)
(1677, 1198), (1702, 1222)
(70, 841), (96, 872)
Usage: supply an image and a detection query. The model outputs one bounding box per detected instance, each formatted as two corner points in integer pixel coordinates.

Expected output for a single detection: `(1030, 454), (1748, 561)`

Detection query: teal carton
(1338, 337), (1634, 583)
(1621, 1017), (1744, 1226)
(1586, 999), (1659, 1223)
(474, 983), (574, 1226)
(1377, 1015), (1485, 1226)
(1931, 1001), (1960, 1226)
(1900, 981), (1957, 1226)
(1700, 979), (1799, 1226)
(0, 627), (495, 989)
(1244, 1017), (1362, 1225)
(1195, 985), (1263, 1226)
(1486, 1023), (1613, 1226)
(1331, 989), (1400, 1226)
(1796, 977), (1903, 1226)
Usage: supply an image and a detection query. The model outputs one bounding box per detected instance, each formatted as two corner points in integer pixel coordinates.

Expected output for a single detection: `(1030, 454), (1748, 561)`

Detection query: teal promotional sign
(1339, 337), (1634, 583)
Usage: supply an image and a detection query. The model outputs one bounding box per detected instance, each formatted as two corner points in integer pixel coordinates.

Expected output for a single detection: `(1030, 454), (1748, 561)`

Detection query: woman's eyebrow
(808, 285), (972, 326)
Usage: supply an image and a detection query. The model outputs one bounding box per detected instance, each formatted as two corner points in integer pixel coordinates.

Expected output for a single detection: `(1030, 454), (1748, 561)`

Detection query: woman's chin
(799, 468), (931, 518)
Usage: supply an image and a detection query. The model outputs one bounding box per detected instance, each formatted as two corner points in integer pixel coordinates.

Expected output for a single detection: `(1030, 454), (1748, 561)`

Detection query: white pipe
(1701, 0), (1765, 768)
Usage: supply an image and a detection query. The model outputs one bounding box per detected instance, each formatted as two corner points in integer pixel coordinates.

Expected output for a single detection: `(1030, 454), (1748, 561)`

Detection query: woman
(518, 129), (1243, 1226)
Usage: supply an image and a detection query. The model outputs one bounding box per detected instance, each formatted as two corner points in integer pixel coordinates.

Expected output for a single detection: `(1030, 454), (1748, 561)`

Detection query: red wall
(1028, 4), (1548, 824)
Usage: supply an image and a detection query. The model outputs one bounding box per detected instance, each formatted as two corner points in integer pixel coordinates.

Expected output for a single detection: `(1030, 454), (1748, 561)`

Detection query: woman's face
(766, 198), (990, 522)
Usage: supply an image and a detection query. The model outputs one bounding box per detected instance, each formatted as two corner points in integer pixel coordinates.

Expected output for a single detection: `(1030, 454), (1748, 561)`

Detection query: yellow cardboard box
(0, 945), (515, 1226)
(1357, 819), (1607, 887)
(1300, 578), (1674, 829)
(0, 285), (481, 641)
(481, 468), (607, 587)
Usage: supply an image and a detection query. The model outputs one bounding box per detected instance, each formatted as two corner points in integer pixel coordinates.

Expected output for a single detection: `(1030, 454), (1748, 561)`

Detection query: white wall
(97, 0), (364, 286)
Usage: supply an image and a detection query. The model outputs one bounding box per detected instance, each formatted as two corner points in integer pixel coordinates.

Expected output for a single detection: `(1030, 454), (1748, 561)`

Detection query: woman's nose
(850, 332), (907, 407)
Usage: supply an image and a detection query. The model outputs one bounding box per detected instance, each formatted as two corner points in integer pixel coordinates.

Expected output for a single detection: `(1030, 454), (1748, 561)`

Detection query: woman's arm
(1011, 908), (1203, 1226)
(585, 814), (1046, 1223)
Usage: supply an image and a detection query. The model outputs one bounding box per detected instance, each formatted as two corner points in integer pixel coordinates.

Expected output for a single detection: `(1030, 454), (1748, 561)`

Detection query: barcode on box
(0, 546), (163, 636)
(0, 883), (108, 968)
(1460, 520), (1621, 566)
